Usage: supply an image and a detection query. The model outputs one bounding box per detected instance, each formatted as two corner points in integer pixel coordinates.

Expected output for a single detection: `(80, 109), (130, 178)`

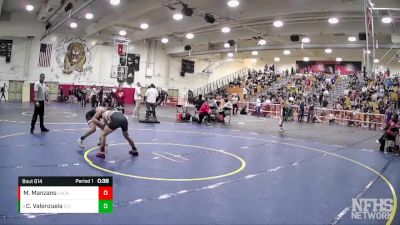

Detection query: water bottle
(190, 116), (192, 123)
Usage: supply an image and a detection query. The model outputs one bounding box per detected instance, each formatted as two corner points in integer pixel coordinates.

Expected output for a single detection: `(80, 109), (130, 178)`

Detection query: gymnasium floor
(0, 102), (399, 225)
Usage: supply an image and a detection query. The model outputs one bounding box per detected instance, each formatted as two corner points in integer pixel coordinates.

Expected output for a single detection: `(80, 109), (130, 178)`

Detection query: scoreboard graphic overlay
(18, 177), (113, 214)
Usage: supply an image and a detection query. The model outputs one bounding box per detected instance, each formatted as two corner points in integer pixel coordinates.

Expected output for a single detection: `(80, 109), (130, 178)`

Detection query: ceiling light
(382, 17), (392, 24)
(70, 22), (77, 28)
(161, 38), (169, 44)
(303, 57), (310, 62)
(85, 13), (93, 20)
(224, 43), (230, 48)
(227, 0), (240, 7)
(227, 52), (234, 57)
(173, 13), (183, 21)
(325, 48), (332, 54)
(221, 27), (231, 33)
(274, 57), (280, 62)
(110, 0), (120, 6)
(258, 39), (266, 45)
(252, 51), (259, 56)
(283, 50), (291, 55)
(348, 36), (356, 42)
(328, 17), (339, 24)
(140, 23), (149, 30)
(374, 59), (379, 63)
(336, 57), (342, 62)
(302, 37), (310, 43)
(119, 30), (127, 36)
(273, 20), (284, 28)
(26, 4), (34, 11)
(366, 50), (371, 54)
(204, 13), (215, 23)
(91, 40), (97, 46)
(186, 33), (194, 39)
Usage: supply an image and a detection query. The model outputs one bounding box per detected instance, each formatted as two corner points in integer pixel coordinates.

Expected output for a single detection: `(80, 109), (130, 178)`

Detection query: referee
(30, 73), (49, 133)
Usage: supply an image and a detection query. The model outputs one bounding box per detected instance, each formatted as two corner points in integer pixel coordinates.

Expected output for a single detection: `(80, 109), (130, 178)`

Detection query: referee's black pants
(31, 101), (45, 129)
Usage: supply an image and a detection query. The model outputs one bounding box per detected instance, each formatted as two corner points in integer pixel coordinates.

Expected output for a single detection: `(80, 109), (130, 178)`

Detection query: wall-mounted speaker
(359, 32), (366, 41)
(290, 35), (299, 42)
(180, 71), (185, 77)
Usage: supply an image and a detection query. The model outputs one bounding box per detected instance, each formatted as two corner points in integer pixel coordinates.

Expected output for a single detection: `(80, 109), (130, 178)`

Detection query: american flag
(38, 43), (52, 67)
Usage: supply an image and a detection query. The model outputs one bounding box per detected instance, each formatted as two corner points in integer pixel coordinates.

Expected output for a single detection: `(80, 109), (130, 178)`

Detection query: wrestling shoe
(96, 152), (106, 158)
(129, 146), (139, 156)
(76, 138), (84, 149)
(129, 150), (139, 156)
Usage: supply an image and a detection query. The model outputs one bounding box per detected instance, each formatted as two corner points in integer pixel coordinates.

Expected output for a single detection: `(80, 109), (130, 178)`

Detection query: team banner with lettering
(296, 61), (362, 75)
(120, 53), (135, 84)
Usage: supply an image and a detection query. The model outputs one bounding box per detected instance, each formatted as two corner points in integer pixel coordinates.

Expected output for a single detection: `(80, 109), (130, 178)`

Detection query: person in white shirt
(30, 73), (49, 133)
(362, 86), (368, 93)
(231, 94), (239, 115)
(243, 87), (248, 100)
(256, 97), (262, 117)
(218, 98), (233, 121)
(145, 84), (159, 120)
(132, 82), (142, 117)
(90, 86), (98, 108)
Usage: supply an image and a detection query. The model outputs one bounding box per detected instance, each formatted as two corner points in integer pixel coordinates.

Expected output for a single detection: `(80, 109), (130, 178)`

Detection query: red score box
(99, 186), (113, 200)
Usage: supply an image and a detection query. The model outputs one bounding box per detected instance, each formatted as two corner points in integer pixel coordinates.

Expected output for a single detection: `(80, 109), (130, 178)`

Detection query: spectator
(90, 86), (97, 108)
(198, 101), (211, 124)
(145, 84), (159, 120)
(231, 94), (239, 115)
(132, 82), (142, 117)
(115, 85), (125, 114)
(98, 87), (104, 107)
(378, 115), (398, 152)
(194, 94), (205, 111)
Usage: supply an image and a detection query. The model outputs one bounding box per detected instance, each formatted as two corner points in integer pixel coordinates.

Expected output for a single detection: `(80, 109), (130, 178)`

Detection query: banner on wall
(296, 61), (362, 75)
(38, 43), (52, 67)
(120, 53), (135, 84)
(133, 54), (140, 71)
(55, 37), (92, 79)
(0, 40), (12, 63)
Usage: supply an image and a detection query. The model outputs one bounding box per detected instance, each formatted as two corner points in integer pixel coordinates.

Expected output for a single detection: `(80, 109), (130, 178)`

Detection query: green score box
(99, 200), (113, 213)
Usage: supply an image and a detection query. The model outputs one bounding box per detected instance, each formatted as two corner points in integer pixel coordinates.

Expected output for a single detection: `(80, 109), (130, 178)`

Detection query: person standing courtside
(90, 85), (97, 108)
(132, 82), (142, 117)
(145, 84), (158, 120)
(30, 73), (49, 133)
(0, 83), (7, 101)
(116, 84), (125, 114)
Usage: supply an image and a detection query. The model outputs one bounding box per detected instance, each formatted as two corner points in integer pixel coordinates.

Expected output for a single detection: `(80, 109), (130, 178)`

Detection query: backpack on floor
(176, 112), (183, 121)
(240, 106), (247, 115)
(191, 116), (199, 123)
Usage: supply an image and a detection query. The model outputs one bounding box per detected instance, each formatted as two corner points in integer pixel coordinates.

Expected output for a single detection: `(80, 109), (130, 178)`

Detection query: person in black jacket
(194, 94), (205, 111)
(298, 99), (305, 122)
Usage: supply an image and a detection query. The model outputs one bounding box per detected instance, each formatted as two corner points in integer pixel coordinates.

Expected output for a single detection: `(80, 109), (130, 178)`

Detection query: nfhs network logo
(351, 198), (393, 220)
